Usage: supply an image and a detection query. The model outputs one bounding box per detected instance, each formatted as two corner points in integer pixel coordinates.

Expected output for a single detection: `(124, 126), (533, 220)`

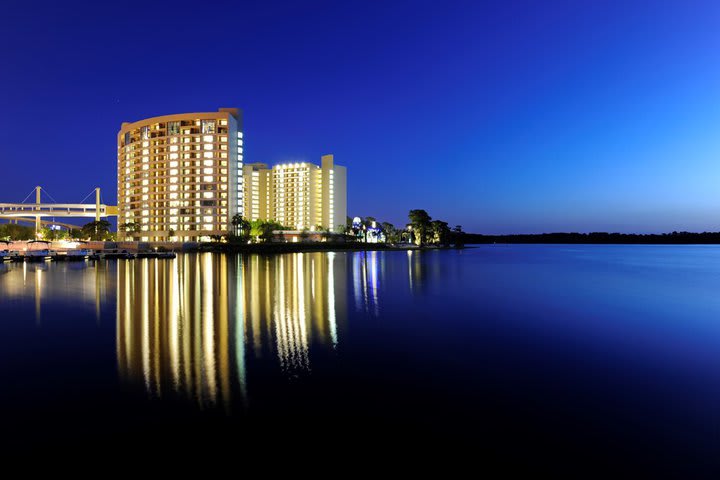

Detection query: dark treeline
(462, 231), (720, 244)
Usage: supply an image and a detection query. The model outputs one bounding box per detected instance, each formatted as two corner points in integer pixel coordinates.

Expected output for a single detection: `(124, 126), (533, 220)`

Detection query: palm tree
(81, 220), (111, 241)
(408, 209), (432, 246)
(231, 214), (251, 239)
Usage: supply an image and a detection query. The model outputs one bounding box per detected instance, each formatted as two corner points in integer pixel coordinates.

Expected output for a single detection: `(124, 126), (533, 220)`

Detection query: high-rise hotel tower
(117, 108), (243, 241)
(243, 155), (347, 232)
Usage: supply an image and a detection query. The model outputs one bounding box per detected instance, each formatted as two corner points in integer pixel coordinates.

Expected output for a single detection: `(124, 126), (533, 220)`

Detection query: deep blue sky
(2, 0), (720, 233)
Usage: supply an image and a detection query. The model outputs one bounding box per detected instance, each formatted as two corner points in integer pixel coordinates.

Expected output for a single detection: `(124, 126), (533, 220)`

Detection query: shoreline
(191, 242), (463, 254)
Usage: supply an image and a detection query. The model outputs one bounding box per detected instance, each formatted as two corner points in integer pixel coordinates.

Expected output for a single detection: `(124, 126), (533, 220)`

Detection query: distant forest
(462, 231), (720, 245)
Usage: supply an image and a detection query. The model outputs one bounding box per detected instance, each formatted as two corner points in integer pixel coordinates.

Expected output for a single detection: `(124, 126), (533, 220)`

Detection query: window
(124, 132), (131, 145)
(201, 120), (216, 134)
(141, 126), (149, 139)
(168, 121), (180, 135)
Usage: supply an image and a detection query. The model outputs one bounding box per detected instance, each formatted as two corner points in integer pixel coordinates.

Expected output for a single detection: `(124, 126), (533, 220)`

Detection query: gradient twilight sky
(2, 0), (720, 233)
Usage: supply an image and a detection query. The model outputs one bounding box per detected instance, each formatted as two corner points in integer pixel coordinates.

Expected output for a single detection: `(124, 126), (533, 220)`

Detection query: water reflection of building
(116, 252), (346, 409)
(0, 260), (112, 324)
(353, 251), (380, 316)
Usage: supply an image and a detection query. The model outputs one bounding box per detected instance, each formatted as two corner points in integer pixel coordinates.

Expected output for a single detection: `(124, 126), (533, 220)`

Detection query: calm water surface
(2, 245), (720, 471)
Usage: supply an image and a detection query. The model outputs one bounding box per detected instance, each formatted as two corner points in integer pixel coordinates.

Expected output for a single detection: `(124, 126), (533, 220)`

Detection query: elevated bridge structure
(0, 186), (118, 233)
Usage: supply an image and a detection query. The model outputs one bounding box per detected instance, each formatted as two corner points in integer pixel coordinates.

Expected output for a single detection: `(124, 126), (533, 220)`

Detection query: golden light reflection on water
(116, 252), (348, 410)
(0, 260), (113, 324)
(0, 250), (437, 412)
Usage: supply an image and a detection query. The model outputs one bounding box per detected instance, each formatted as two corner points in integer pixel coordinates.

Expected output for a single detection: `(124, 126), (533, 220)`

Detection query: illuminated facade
(117, 108), (244, 241)
(242, 162), (270, 221)
(244, 154), (347, 231)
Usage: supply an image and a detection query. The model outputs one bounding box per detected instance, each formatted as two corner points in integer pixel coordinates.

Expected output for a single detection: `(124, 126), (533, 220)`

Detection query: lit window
(201, 120), (215, 134)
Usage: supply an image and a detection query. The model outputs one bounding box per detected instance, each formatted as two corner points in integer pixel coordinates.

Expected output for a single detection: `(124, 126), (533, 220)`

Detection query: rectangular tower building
(243, 154), (347, 232)
(243, 162), (270, 221)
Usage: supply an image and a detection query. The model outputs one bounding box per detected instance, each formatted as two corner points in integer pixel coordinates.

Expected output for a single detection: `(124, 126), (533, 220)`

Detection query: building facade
(244, 154), (347, 232)
(117, 108), (243, 241)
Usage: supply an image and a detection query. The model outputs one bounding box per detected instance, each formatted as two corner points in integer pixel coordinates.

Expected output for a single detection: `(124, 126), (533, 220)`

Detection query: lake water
(2, 245), (720, 471)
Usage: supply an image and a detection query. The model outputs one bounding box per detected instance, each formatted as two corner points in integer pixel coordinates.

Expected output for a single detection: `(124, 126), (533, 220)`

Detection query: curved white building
(117, 108), (243, 241)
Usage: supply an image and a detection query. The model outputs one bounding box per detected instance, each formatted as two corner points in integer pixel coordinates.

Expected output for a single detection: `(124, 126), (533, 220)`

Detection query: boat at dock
(64, 241), (92, 260)
(0, 241), (11, 262)
(7, 250), (24, 262)
(95, 249), (135, 260)
(25, 240), (56, 262)
(64, 249), (92, 260)
(136, 251), (176, 259)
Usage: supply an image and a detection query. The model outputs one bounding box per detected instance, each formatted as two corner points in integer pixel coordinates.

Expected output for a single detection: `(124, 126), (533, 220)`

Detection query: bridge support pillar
(35, 186), (41, 236)
(95, 188), (101, 222)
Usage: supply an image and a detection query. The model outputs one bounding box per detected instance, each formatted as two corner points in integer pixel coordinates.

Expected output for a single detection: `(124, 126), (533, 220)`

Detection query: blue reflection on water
(1, 245), (720, 469)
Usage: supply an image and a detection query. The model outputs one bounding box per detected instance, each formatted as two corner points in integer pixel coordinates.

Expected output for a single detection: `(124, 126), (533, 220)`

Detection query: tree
(249, 219), (285, 242)
(41, 226), (68, 241)
(81, 220), (111, 241)
(430, 220), (451, 245)
(231, 214), (251, 239)
(317, 225), (334, 241)
(452, 225), (464, 248)
(0, 223), (35, 241)
(408, 209), (432, 246)
(381, 222), (400, 243)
